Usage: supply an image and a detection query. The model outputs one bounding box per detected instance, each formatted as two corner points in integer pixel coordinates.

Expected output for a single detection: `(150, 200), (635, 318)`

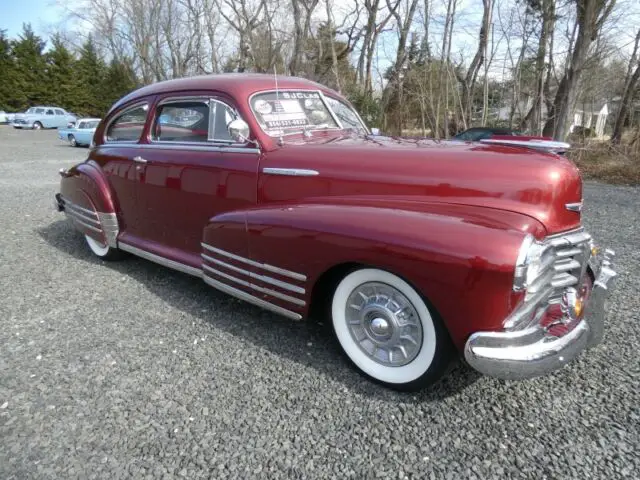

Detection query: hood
(270, 134), (583, 235)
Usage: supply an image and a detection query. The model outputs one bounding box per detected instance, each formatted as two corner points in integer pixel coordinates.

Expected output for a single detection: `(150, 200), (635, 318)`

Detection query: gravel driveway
(0, 127), (638, 479)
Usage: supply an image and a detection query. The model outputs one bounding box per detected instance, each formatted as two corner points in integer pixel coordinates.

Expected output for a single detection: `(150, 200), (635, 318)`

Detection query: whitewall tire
(332, 268), (452, 390)
(84, 234), (123, 261)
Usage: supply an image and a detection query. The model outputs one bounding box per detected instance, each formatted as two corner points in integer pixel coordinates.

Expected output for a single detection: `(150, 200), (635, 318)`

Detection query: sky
(1, 0), (63, 38)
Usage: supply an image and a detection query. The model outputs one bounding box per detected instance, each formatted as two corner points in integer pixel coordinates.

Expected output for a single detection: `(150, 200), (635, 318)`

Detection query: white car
(0, 111), (10, 124)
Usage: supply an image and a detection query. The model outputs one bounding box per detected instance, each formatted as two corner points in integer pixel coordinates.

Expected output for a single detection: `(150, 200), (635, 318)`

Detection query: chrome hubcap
(346, 282), (423, 366)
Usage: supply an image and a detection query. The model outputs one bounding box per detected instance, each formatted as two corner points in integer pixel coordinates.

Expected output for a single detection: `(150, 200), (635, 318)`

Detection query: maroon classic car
(55, 74), (616, 390)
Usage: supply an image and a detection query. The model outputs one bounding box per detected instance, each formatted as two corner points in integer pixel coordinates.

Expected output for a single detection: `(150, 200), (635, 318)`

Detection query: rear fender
(59, 160), (120, 247)
(238, 202), (545, 350)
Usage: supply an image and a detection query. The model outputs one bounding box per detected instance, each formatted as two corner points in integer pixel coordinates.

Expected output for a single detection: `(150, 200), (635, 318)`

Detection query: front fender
(240, 201), (545, 350)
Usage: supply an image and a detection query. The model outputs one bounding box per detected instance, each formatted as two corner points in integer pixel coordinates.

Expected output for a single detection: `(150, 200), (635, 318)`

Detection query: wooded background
(1, 0), (639, 143)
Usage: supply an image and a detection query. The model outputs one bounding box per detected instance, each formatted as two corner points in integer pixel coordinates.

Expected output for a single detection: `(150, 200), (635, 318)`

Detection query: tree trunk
(611, 29), (640, 144)
(543, 0), (616, 139)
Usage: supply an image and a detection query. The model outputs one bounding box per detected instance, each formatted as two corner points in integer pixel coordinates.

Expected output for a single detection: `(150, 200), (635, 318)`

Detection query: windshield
(324, 97), (369, 135)
(250, 91), (339, 137)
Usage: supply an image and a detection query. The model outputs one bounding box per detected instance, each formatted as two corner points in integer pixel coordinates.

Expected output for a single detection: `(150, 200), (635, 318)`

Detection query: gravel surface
(0, 127), (638, 479)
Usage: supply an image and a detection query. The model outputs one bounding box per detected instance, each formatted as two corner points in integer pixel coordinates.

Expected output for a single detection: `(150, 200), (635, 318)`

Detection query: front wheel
(331, 268), (453, 390)
(32, 121), (42, 130)
(69, 134), (77, 147)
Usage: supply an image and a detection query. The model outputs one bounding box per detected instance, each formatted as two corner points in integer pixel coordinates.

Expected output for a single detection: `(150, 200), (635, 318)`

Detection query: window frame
(54, 109), (65, 116)
(149, 95), (247, 147)
(324, 95), (370, 135)
(104, 101), (150, 144)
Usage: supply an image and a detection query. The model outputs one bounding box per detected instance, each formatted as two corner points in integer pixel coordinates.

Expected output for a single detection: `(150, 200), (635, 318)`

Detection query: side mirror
(370, 127), (380, 135)
(228, 119), (250, 143)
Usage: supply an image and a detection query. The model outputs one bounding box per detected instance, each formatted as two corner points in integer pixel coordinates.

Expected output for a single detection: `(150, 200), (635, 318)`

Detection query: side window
(46, 109), (54, 115)
(35, 108), (45, 114)
(209, 100), (237, 142)
(55, 109), (64, 115)
(78, 122), (86, 129)
(153, 100), (210, 142)
(106, 104), (149, 142)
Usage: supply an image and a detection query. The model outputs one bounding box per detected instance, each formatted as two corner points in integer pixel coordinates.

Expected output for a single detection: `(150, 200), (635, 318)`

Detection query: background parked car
(57, 118), (101, 147)
(453, 127), (520, 141)
(0, 111), (10, 124)
(12, 106), (77, 130)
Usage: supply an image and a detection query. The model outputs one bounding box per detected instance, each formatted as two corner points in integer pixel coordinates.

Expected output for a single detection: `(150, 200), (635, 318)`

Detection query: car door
(43, 109), (56, 128)
(54, 109), (66, 127)
(94, 102), (151, 241)
(132, 94), (259, 259)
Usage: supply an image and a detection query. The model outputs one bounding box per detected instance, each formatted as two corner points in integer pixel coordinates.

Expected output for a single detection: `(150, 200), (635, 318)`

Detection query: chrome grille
(506, 228), (592, 330)
(547, 229), (591, 302)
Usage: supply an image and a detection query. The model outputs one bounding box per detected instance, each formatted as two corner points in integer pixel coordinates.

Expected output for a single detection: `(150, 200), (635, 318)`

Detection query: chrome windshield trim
(203, 276), (302, 320)
(201, 243), (307, 281)
(201, 253), (305, 294)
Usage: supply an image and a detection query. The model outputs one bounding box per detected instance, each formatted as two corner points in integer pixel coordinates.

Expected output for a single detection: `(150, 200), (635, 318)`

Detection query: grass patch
(568, 141), (640, 186)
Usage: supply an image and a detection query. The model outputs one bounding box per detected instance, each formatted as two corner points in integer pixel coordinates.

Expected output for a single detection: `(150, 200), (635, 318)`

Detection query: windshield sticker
(262, 100), (309, 128)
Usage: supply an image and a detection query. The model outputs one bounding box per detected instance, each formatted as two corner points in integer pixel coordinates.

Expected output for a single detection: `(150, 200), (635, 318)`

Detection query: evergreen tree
(75, 35), (105, 116)
(101, 58), (138, 113)
(10, 24), (48, 110)
(46, 34), (77, 112)
(0, 30), (16, 111)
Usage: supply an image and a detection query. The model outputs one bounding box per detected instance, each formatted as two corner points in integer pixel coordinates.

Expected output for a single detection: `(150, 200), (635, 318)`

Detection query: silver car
(12, 106), (77, 130)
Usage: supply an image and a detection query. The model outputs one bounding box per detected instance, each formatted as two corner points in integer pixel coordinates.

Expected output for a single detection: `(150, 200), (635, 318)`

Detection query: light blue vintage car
(57, 118), (101, 147)
(12, 106), (77, 130)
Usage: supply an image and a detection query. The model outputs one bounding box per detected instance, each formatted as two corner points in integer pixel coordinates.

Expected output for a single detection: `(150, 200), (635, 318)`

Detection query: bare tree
(542, 0), (617, 139)
(457, 0), (495, 125)
(611, 28), (640, 143)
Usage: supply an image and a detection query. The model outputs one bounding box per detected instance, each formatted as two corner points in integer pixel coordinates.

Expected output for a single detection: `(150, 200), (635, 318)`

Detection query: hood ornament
(565, 201), (583, 213)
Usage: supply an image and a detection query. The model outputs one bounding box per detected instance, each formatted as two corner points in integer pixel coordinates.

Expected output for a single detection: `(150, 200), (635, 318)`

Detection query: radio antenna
(274, 65), (284, 146)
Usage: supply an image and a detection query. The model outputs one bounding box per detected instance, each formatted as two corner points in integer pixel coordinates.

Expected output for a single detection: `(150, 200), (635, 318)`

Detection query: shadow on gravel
(38, 219), (481, 402)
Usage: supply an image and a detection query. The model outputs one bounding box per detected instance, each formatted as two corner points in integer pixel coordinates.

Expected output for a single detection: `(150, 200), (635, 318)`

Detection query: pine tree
(0, 29), (16, 111)
(11, 24), (48, 110)
(47, 34), (77, 112)
(75, 35), (106, 116)
(101, 58), (138, 113)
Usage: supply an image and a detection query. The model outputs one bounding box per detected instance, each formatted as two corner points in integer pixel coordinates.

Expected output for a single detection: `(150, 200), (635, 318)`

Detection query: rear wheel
(331, 268), (453, 390)
(84, 234), (124, 261)
(68, 134), (77, 147)
(32, 121), (42, 130)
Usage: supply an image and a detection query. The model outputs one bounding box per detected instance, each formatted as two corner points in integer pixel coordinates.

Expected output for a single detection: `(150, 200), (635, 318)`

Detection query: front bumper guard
(464, 248), (616, 380)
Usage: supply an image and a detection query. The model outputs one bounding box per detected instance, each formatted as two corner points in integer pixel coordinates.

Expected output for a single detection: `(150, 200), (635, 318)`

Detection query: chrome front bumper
(464, 248), (616, 380)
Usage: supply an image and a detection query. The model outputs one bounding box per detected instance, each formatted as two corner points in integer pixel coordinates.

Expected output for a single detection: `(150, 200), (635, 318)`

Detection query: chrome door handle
(133, 156), (148, 164)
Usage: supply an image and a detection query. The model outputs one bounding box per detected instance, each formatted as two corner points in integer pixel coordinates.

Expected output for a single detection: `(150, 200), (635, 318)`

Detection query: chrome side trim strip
(201, 253), (305, 294)
(201, 243), (307, 281)
(565, 201), (583, 212)
(203, 276), (302, 321)
(118, 242), (202, 277)
(67, 215), (102, 234)
(60, 197), (99, 218)
(202, 264), (305, 306)
(98, 143), (260, 155)
(97, 212), (119, 248)
(65, 206), (101, 226)
(262, 168), (319, 177)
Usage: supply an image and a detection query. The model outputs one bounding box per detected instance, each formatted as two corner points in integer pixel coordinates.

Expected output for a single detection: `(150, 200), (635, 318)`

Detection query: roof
(109, 74), (344, 114)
